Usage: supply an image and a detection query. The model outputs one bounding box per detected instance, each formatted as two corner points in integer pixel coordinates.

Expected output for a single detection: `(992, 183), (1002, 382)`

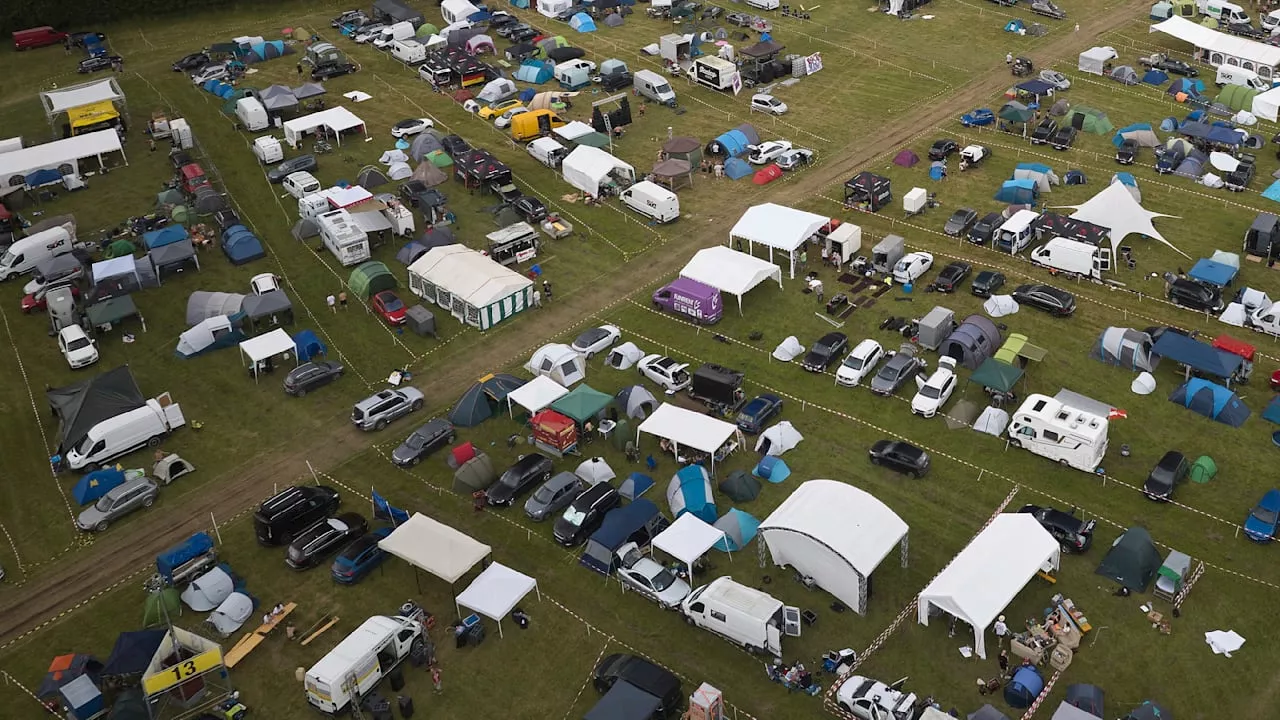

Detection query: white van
(745, 0), (781, 8)
(527, 137), (569, 168)
(306, 616), (424, 714)
(634, 69), (677, 106)
(252, 136), (283, 165)
(1198, 0), (1250, 23)
(284, 171), (322, 200)
(1029, 237), (1111, 279)
(235, 97), (268, 132)
(680, 577), (797, 657)
(389, 39), (426, 65)
(995, 209), (1039, 254)
(620, 181), (680, 223)
(0, 227), (74, 281)
(66, 395), (186, 472)
(1216, 65), (1270, 91)
(373, 21), (416, 50)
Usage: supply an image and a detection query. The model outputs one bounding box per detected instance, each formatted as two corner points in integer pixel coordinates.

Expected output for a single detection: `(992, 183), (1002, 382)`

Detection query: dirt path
(0, 2), (1144, 648)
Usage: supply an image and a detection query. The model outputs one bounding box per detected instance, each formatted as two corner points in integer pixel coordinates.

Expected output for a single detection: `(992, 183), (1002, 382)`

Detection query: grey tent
(585, 681), (661, 720)
(969, 705), (1010, 720)
(47, 365), (146, 453)
(937, 315), (1002, 369)
(292, 217), (320, 240)
(241, 290), (293, 332)
(453, 452), (497, 493)
(615, 385), (658, 419)
(718, 470), (761, 502)
(405, 305), (436, 337)
(476, 78), (517, 104)
(186, 291), (245, 325)
(192, 186), (228, 215)
(149, 238), (199, 282)
(420, 226), (457, 249)
(397, 241), (428, 265)
(1064, 684), (1104, 718)
(259, 83), (293, 99)
(408, 133), (446, 161)
(1049, 98), (1070, 117)
(260, 91), (298, 112)
(652, 159), (693, 190)
(733, 123), (761, 146)
(292, 82), (326, 99)
(1052, 701), (1102, 720)
(619, 472), (654, 499)
(1091, 327), (1158, 372)
(357, 166), (391, 189)
(1174, 150), (1207, 179)
(1110, 65), (1140, 85)
(156, 188), (184, 207)
(1122, 701), (1171, 720)
(450, 383), (495, 427)
(1095, 526), (1162, 592)
(603, 13), (624, 26)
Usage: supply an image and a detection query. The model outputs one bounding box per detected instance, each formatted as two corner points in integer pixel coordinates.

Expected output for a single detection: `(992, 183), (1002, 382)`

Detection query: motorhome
(1216, 64), (1270, 91)
(1030, 237), (1111, 279)
(389, 38), (426, 65)
(65, 394), (186, 472)
(235, 97), (269, 132)
(305, 615), (425, 714)
(316, 209), (371, 266)
(680, 577), (798, 657)
(996, 209), (1039, 254)
(486, 222), (540, 265)
(1007, 394), (1109, 473)
(0, 226), (75, 280)
(634, 69), (677, 106)
(620, 181), (680, 223)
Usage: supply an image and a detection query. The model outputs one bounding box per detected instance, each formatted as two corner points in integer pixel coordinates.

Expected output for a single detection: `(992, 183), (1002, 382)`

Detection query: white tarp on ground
(760, 480), (908, 615)
(1253, 85), (1280, 122)
(918, 513), (1060, 659)
(772, 336), (804, 361)
(728, 203), (829, 278)
(39, 78), (125, 116)
(605, 341), (645, 369)
(455, 562), (539, 637)
(1057, 182), (1186, 258)
(653, 513), (726, 575)
(379, 512), (492, 584)
(679, 246), (782, 313)
(507, 374), (568, 415)
(755, 421), (803, 456)
(181, 566), (234, 612)
(239, 328), (295, 364)
(0, 129), (124, 189)
(1150, 17), (1280, 77)
(562, 145), (635, 197)
(637, 403), (738, 454)
(1205, 629), (1246, 656)
(973, 406), (1010, 437)
(282, 106), (366, 148)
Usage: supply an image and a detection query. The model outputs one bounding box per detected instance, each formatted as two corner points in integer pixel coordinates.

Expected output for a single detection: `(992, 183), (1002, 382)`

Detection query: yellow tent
(67, 101), (120, 134)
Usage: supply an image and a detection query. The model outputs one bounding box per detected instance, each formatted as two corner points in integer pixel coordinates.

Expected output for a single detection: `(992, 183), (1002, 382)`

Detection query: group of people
(766, 660), (819, 695)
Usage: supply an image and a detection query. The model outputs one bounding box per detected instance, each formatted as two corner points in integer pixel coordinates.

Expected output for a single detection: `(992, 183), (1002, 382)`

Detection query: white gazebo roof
(653, 513), (727, 572)
(0, 129), (124, 187)
(239, 328), (295, 363)
(379, 512), (492, 584)
(507, 375), (569, 415)
(637, 403), (739, 454)
(679, 246), (782, 313)
(562, 145), (635, 198)
(454, 562), (540, 637)
(728, 203), (829, 278)
(40, 78), (125, 117)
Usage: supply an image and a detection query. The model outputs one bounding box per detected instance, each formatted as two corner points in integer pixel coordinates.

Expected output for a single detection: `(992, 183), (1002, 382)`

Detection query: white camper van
(620, 181), (680, 223)
(373, 21), (416, 50)
(1198, 0), (1250, 24)
(1216, 65), (1271, 91)
(284, 172), (323, 201)
(1007, 393), (1109, 473)
(527, 137), (569, 168)
(634, 70), (677, 106)
(65, 394), (186, 472)
(994, 209), (1039, 254)
(235, 97), (268, 132)
(0, 226), (75, 280)
(680, 577), (798, 657)
(305, 615), (425, 714)
(389, 39), (426, 65)
(1264, 9), (1280, 32)
(316, 209), (371, 266)
(1030, 237), (1111, 279)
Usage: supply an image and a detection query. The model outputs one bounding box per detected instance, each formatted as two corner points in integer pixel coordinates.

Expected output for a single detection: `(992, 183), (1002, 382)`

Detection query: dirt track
(0, 2), (1143, 648)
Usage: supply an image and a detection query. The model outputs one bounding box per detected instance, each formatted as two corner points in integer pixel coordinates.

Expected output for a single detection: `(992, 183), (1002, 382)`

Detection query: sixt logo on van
(45, 237), (67, 251)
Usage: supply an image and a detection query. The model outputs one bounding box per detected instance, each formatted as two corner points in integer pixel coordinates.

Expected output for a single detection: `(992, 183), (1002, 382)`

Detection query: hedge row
(0, 0), (238, 39)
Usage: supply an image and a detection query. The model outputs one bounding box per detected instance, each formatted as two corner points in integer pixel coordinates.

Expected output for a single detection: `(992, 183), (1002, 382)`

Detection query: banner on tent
(804, 52), (823, 75)
(516, 247), (538, 263)
(730, 72), (743, 96)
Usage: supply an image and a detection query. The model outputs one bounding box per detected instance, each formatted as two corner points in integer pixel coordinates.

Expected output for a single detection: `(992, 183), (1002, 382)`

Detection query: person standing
(543, 280), (552, 300)
(297, 62), (304, 77)
(532, 289), (542, 308)
(338, 291), (348, 309)
(431, 666), (442, 694)
(998, 649), (1010, 675)
(326, 294), (337, 313)
(799, 248), (808, 271)
(993, 615), (1010, 648)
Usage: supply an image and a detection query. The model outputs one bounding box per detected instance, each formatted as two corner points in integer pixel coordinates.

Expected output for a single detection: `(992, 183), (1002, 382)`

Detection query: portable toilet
(871, 235), (906, 274)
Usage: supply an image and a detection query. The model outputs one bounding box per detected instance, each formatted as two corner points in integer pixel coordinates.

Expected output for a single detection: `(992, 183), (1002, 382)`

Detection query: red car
(371, 290), (407, 326)
(22, 285), (80, 313)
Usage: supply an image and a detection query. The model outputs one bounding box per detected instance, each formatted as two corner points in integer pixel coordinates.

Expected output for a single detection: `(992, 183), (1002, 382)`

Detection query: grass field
(0, 0), (1275, 718)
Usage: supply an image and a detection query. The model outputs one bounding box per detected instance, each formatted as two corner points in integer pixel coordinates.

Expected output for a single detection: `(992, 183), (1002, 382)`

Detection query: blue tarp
(1179, 121), (1241, 145)
(619, 472), (654, 500)
(142, 225), (188, 250)
(514, 61), (553, 83)
(993, 178), (1037, 204)
(102, 629), (167, 679)
(1142, 69), (1169, 85)
(221, 225), (266, 265)
(667, 466), (716, 523)
(1016, 80), (1055, 95)
(712, 129), (751, 157)
(1169, 378), (1250, 427)
(25, 168), (63, 187)
(1113, 171), (1137, 187)
(1263, 180), (1280, 203)
(73, 468), (126, 505)
(713, 508), (759, 552)
(1151, 331), (1242, 379)
(1264, 395), (1280, 425)
(372, 489), (411, 525)
(156, 532), (215, 581)
(1188, 258), (1237, 286)
(723, 157), (752, 180)
(569, 12), (597, 31)
(293, 329), (326, 361)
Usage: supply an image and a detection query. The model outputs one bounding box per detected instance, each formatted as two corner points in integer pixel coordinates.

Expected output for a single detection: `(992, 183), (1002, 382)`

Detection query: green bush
(1, 0), (237, 37)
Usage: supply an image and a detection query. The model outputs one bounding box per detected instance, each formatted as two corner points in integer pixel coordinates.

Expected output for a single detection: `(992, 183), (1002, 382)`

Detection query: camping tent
(407, 245), (534, 330)
(1122, 701), (1171, 720)
(973, 406), (1010, 437)
(576, 457), (616, 485)
(1013, 163), (1059, 193)
(176, 316), (244, 358)
(678, 246), (782, 313)
(550, 384), (613, 423)
(453, 452), (497, 493)
(1006, 666), (1045, 708)
(180, 566), (235, 611)
(615, 385), (658, 419)
(1066, 106), (1114, 134)
(772, 336), (804, 361)
(1078, 46), (1117, 75)
(241, 290), (293, 332)
(970, 705), (1010, 720)
(1110, 65), (1140, 85)
(618, 472), (654, 500)
(293, 329), (326, 362)
(755, 421), (803, 456)
(348, 261), (396, 301)
(562, 145), (635, 198)
(605, 342), (645, 370)
(654, 513), (726, 576)
(527, 343), (586, 386)
(1095, 526), (1162, 591)
(666, 465), (716, 524)
(73, 468), (130, 505)
(221, 225), (266, 265)
(1058, 182), (1182, 258)
(207, 592), (254, 637)
(507, 375), (568, 416)
(450, 383), (497, 427)
(569, 12), (597, 31)
(141, 225), (187, 250)
(186, 292), (244, 325)
(379, 512), (492, 585)
(707, 124), (760, 157)
(1142, 68), (1169, 85)
(994, 179), (1037, 205)
(917, 513), (1060, 659)
(893, 149), (919, 167)
(1092, 327), (1159, 371)
(1113, 123), (1161, 148)
(714, 508), (760, 552)
(760, 480), (908, 615)
(938, 315), (1002, 369)
(1168, 378), (1250, 426)
(476, 78), (518, 104)
(1064, 684), (1105, 717)
(728, 203), (828, 279)
(102, 630), (166, 684)
(718, 470), (761, 502)
(47, 366), (145, 453)
(515, 60), (555, 83)
(637, 403), (741, 473)
(455, 562), (539, 637)
(1188, 250), (1240, 287)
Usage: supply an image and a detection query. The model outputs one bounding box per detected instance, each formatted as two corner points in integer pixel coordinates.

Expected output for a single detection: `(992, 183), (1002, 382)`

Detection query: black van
(254, 485), (341, 545)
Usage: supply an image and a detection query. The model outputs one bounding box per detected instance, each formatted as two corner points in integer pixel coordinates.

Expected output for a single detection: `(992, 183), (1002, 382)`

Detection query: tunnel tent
(1091, 327), (1159, 371)
(349, 261), (397, 300)
(453, 451), (498, 493)
(186, 292), (245, 325)
(666, 465), (717, 524)
(1168, 378), (1250, 426)
(938, 315), (1002, 369)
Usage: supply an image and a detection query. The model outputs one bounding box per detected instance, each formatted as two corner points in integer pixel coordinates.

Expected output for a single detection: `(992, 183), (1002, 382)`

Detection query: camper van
(235, 97), (269, 132)
(620, 181), (680, 223)
(634, 69), (677, 106)
(996, 209), (1040, 254)
(680, 577), (797, 657)
(653, 277), (723, 324)
(389, 38), (426, 64)
(0, 226), (75, 281)
(1216, 65), (1271, 91)
(511, 110), (566, 142)
(1264, 9), (1280, 32)
(1007, 394), (1109, 473)
(527, 137), (569, 168)
(65, 395), (186, 472)
(486, 222), (540, 265)
(284, 172), (323, 201)
(373, 21), (416, 49)
(1030, 237), (1111, 279)
(1198, 0), (1250, 23)
(305, 615), (425, 714)
(316, 209), (371, 266)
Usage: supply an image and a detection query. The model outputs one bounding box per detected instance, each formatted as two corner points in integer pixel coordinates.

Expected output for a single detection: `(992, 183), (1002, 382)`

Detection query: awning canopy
(728, 203), (828, 278)
(239, 328), (296, 371)
(679, 246), (782, 313)
(379, 512), (492, 584)
(281, 106), (366, 147)
(1057, 182), (1185, 258)
(507, 374), (568, 416)
(454, 562), (540, 637)
(637, 403), (739, 454)
(653, 513), (727, 574)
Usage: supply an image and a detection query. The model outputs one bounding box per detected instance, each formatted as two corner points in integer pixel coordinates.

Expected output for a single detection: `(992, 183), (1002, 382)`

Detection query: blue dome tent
(73, 468), (127, 505)
(708, 129), (754, 157)
(1142, 69), (1169, 85)
(1168, 378), (1250, 427)
(667, 465), (716, 524)
(619, 472), (654, 500)
(1004, 666), (1044, 708)
(713, 508), (760, 552)
(993, 178), (1038, 204)
(293, 329), (326, 362)
(515, 61), (554, 83)
(396, 240), (429, 266)
(221, 225), (266, 265)
(1064, 169), (1087, 185)
(142, 225), (188, 250)
(569, 12), (597, 31)
(1159, 116), (1179, 131)
(1004, 18), (1025, 32)
(723, 157), (752, 179)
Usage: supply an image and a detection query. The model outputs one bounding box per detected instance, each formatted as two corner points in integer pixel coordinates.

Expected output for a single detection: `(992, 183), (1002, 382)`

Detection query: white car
(615, 543), (690, 609)
(354, 24), (387, 43)
(638, 354), (692, 393)
(250, 273), (281, 295)
(750, 93), (788, 115)
(390, 118), (434, 138)
(748, 140), (792, 165)
(58, 325), (99, 369)
(1039, 69), (1071, 90)
(910, 356), (957, 418)
(835, 339), (884, 387)
(891, 251), (934, 284)
(571, 324), (621, 358)
(494, 106), (530, 129)
(835, 675), (919, 720)
(190, 63), (228, 85)
(775, 148), (814, 171)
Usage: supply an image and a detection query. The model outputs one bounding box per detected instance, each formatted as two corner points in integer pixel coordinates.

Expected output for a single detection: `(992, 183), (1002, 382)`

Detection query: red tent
(752, 164), (783, 185)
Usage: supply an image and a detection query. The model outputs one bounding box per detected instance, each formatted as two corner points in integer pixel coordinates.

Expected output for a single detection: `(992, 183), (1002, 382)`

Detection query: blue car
(961, 108), (995, 127)
(736, 393), (783, 434)
(1244, 489), (1280, 542)
(331, 527), (393, 584)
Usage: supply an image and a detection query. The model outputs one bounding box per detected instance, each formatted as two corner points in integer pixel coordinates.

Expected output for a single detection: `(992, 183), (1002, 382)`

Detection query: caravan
(389, 39), (426, 64)
(996, 209), (1039, 254)
(680, 577), (798, 657)
(1030, 237), (1111, 279)
(316, 210), (371, 266)
(305, 615), (425, 714)
(1007, 394), (1109, 473)
(620, 181), (680, 223)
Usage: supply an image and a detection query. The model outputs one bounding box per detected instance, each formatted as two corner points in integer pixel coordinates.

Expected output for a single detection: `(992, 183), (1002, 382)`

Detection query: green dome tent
(143, 588), (181, 627)
(1066, 106), (1114, 134)
(105, 238), (136, 258)
(348, 261), (396, 301)
(168, 205), (192, 225)
(424, 150), (454, 169)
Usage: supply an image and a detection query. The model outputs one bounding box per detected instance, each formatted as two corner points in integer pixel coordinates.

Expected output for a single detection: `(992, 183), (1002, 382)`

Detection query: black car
(933, 261), (971, 293)
(971, 270), (1006, 298)
(488, 11), (519, 27)
(943, 208), (978, 237)
(968, 212), (1001, 245)
(312, 62), (358, 81)
(1145, 56), (1197, 76)
(592, 654), (683, 719)
(1018, 504), (1095, 552)
(1116, 138), (1138, 165)
(801, 332), (848, 372)
(1226, 153), (1257, 191)
(496, 22), (533, 38)
(927, 138), (958, 161)
(391, 418), (456, 467)
(441, 134), (471, 158)
(868, 439), (930, 477)
(1049, 126), (1077, 151)
(254, 485), (341, 545)
(509, 26), (540, 43)
(554, 483), (621, 546)
(1012, 283), (1075, 316)
(1167, 277), (1224, 312)
(1030, 118), (1057, 145)
(286, 512), (369, 569)
(1144, 451), (1189, 501)
(267, 154), (318, 183)
(600, 70), (634, 91)
(736, 393), (783, 434)
(512, 195), (548, 223)
(172, 52), (211, 72)
(1227, 22), (1266, 39)
(283, 361), (344, 397)
(488, 454), (555, 506)
(78, 55), (121, 74)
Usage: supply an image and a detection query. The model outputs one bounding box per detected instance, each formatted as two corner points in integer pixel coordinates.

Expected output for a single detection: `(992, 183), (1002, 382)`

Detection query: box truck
(1030, 237), (1111, 279)
(316, 209), (371, 266)
(620, 181), (680, 223)
(235, 97), (268, 132)
(305, 615), (425, 714)
(689, 56), (737, 91)
(1007, 394), (1109, 473)
(652, 277), (723, 324)
(66, 394), (186, 472)
(0, 225), (75, 281)
(680, 577), (798, 657)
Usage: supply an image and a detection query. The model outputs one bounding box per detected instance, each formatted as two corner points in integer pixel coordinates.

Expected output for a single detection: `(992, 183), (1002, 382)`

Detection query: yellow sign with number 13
(143, 648), (224, 696)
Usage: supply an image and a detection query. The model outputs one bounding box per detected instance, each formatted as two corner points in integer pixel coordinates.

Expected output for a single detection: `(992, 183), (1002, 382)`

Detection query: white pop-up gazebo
(679, 246), (782, 314)
(507, 375), (568, 416)
(379, 512), (493, 592)
(636, 403), (742, 473)
(653, 513), (727, 577)
(454, 562), (540, 638)
(917, 513), (1060, 659)
(238, 328), (297, 382)
(728, 203), (829, 278)
(282, 106), (367, 148)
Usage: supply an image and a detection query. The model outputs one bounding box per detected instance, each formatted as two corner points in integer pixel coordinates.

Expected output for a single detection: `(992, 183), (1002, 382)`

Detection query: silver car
(524, 472), (586, 521)
(76, 477), (159, 532)
(351, 387), (425, 431)
(616, 544), (691, 609)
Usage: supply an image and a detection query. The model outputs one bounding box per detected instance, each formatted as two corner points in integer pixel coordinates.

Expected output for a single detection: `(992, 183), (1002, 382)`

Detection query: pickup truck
(1030, 118), (1057, 145)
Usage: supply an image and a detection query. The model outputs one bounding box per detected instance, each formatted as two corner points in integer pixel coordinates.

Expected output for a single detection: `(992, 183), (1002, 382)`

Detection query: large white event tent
(238, 328), (297, 381)
(728, 203), (829, 279)
(1150, 16), (1280, 80)
(379, 512), (493, 592)
(282, 107), (367, 148)
(39, 78), (126, 124)
(454, 562), (540, 638)
(679, 246), (782, 314)
(653, 513), (728, 576)
(562, 145), (636, 198)
(636, 403), (742, 473)
(917, 513), (1060, 659)
(759, 480), (908, 615)
(0, 130), (125, 189)
(507, 374), (568, 416)
(1056, 182), (1185, 259)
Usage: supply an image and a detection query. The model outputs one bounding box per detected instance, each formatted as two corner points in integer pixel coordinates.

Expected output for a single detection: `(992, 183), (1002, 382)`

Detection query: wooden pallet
(224, 602), (296, 668)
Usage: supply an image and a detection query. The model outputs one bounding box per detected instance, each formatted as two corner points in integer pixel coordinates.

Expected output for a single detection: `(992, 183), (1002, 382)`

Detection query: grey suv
(351, 387), (425, 431)
(77, 477), (159, 532)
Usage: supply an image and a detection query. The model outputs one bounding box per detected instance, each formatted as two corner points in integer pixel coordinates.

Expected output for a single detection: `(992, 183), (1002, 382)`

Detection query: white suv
(637, 355), (691, 393)
(58, 325), (99, 369)
(835, 339), (884, 387)
(910, 356), (957, 418)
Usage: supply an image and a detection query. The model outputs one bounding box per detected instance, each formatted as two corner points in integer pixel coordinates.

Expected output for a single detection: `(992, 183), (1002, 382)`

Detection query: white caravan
(305, 615), (425, 714)
(316, 209), (371, 266)
(1007, 393), (1109, 473)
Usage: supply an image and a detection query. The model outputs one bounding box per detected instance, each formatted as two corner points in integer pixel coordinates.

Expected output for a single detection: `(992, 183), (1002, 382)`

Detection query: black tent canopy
(48, 365), (146, 453)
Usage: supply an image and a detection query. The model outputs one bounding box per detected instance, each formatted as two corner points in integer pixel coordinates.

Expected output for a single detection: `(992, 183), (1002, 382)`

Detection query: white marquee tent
(917, 513), (1060, 659)
(379, 512), (493, 587)
(454, 562), (540, 637)
(653, 513), (728, 576)
(759, 480), (908, 615)
(728, 203), (829, 278)
(1253, 85), (1280, 122)
(507, 374), (569, 416)
(239, 328), (297, 381)
(0, 130), (125, 189)
(679, 246), (782, 313)
(561, 145), (635, 198)
(282, 106), (367, 148)
(407, 245), (534, 330)
(637, 403), (742, 472)
(1057, 182), (1186, 259)
(1150, 16), (1280, 80)
(39, 78), (126, 123)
